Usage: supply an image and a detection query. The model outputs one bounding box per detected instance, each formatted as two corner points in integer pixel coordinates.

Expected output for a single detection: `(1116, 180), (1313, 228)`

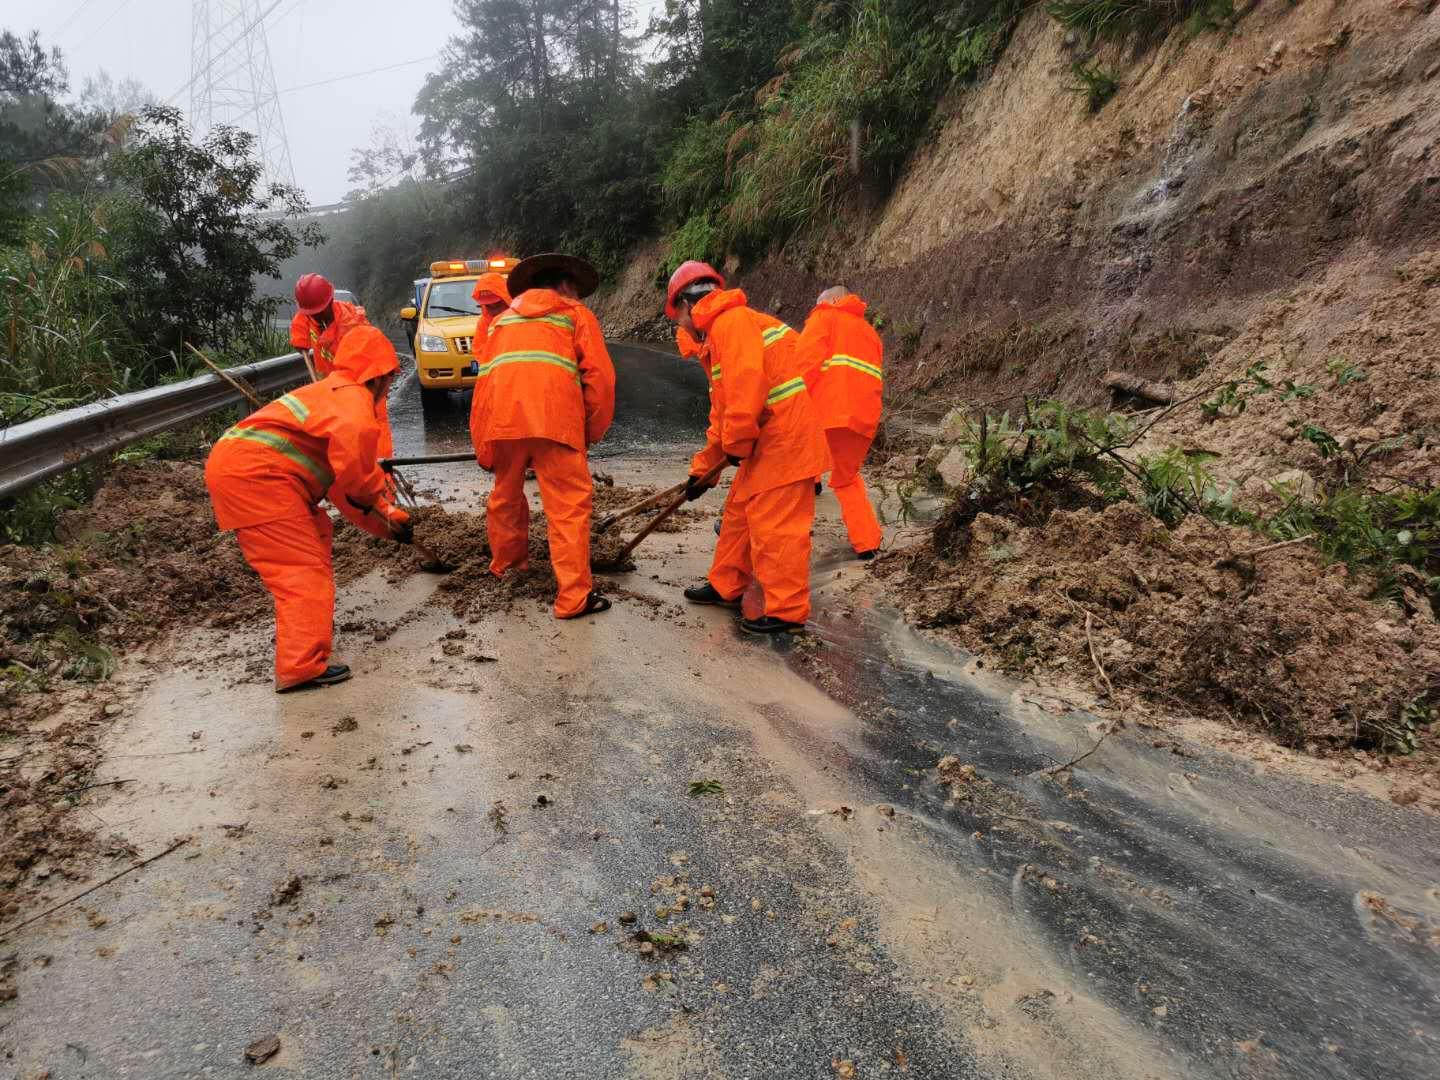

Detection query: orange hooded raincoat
(795, 292), (884, 553)
(469, 272), (514, 359)
(206, 326), (409, 689)
(469, 288), (617, 618)
(687, 289), (829, 623)
(289, 298), (393, 461)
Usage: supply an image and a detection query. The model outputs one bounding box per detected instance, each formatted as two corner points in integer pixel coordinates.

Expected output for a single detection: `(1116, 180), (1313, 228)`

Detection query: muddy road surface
(2, 346), (1437, 1079)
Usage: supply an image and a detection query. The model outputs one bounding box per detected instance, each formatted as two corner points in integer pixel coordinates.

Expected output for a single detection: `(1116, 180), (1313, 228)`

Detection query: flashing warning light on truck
(400, 255), (521, 409)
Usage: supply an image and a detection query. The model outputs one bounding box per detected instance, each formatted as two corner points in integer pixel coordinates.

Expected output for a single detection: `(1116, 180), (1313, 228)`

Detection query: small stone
(655, 905), (670, 919)
(639, 941), (656, 956)
(618, 911), (638, 925)
(1153, 1004), (1168, 1018)
(103, 703), (123, 717)
(244, 1035), (280, 1064)
(876, 804), (896, 818)
(590, 921), (608, 934)
(700, 885), (715, 898)
(750, 899), (761, 911)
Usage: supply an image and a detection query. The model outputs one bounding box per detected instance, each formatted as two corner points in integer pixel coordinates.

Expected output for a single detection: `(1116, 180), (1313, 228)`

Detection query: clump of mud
(884, 502), (1440, 756)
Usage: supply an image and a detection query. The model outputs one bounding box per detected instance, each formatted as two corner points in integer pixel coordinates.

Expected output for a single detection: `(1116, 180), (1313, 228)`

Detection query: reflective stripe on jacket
(687, 289), (829, 497)
(205, 372), (400, 538)
(795, 293), (883, 437)
(469, 289), (616, 458)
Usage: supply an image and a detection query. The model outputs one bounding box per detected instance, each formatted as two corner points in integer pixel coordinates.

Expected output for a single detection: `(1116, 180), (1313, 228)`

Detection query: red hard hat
(294, 273), (334, 315)
(665, 260), (724, 321)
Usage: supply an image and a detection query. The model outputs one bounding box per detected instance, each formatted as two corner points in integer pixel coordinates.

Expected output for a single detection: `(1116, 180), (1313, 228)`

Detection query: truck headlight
(419, 334), (448, 353)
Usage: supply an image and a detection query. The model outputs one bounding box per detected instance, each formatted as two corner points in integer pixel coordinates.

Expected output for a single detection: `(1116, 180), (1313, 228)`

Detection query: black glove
(684, 474), (712, 502)
(815, 480), (823, 495)
(727, 455), (743, 467)
(391, 520), (415, 545)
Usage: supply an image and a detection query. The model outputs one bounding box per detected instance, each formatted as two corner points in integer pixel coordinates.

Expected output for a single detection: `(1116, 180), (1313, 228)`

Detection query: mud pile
(883, 503), (1440, 759)
(1132, 250), (1440, 496)
(1, 467), (687, 728)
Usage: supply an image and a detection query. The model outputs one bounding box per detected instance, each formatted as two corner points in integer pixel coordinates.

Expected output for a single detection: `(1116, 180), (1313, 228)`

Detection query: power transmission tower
(189, 0), (296, 189)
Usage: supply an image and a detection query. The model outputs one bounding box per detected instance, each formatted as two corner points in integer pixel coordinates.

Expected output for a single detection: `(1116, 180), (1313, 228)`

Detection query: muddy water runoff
(3, 342), (1437, 1079)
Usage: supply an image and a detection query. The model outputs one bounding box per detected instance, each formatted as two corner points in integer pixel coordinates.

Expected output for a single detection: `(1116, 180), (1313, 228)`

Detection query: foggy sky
(2, 0), (665, 205)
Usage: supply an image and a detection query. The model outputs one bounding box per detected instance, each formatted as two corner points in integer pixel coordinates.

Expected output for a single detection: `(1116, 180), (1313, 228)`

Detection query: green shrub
(1047, 0), (1228, 41)
(1069, 62), (1120, 111)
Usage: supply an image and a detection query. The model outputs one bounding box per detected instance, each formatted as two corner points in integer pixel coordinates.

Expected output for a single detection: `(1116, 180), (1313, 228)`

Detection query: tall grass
(0, 194), (151, 426)
(1047, 0), (1233, 41)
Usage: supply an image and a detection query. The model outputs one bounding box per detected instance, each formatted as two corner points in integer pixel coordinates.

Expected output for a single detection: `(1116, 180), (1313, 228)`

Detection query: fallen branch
(0, 836), (191, 941)
(1235, 534), (1314, 559)
(1034, 612), (1121, 778)
(1102, 370), (1177, 404)
(1083, 610), (1116, 700)
(1039, 722), (1118, 776)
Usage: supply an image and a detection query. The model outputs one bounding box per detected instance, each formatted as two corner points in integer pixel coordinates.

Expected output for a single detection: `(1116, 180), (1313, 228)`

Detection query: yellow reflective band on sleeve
(487, 350), (581, 382)
(765, 377), (806, 405)
(495, 313), (576, 332)
(219, 427), (334, 489)
(761, 324), (794, 348)
(820, 355), (883, 381)
(276, 393), (310, 422)
(710, 365), (722, 382)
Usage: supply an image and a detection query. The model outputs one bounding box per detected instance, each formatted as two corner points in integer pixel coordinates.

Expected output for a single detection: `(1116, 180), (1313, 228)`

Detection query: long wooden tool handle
(187, 343), (263, 409)
(607, 462), (725, 565)
(379, 453), (477, 471)
(595, 479), (687, 534)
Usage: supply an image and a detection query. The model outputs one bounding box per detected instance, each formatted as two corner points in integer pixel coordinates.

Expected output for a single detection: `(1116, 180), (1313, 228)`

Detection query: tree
(107, 106), (323, 356)
(0, 31), (67, 96)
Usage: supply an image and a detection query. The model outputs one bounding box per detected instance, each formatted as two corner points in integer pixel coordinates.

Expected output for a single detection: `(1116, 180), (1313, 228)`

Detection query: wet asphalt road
(3, 353), (1438, 1079)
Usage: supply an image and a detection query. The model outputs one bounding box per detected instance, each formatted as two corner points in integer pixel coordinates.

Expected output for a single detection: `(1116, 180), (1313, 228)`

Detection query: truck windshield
(424, 279), (481, 317)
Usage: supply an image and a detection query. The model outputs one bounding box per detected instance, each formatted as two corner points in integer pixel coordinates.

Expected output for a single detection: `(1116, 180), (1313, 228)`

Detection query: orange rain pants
(825, 427), (883, 553)
(233, 506), (336, 690)
(487, 437), (595, 619)
(709, 477), (817, 624)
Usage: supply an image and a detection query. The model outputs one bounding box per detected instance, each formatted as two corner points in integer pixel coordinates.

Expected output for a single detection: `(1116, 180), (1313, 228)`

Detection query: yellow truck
(401, 256), (519, 409)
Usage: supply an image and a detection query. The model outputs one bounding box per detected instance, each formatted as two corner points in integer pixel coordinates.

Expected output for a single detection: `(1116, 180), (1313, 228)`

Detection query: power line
(277, 54), (438, 95)
(53, 0), (104, 40)
(71, 0), (133, 51)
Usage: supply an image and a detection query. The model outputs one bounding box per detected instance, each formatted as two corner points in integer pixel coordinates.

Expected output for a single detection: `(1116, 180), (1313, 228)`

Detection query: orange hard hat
(294, 273), (334, 315)
(471, 272), (512, 307)
(665, 260), (724, 321)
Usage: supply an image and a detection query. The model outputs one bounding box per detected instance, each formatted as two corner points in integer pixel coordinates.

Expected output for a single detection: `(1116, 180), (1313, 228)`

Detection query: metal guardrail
(0, 352), (310, 500)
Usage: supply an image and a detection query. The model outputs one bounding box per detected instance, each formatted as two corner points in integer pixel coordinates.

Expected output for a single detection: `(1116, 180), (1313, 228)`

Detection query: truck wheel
(420, 387), (448, 411)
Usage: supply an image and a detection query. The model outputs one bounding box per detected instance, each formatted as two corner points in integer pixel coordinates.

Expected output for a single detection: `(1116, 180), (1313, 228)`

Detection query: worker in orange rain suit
(289, 273), (395, 464)
(469, 271), (514, 364)
(794, 285), (885, 559)
(469, 253), (617, 620)
(205, 326), (413, 693)
(665, 261), (831, 634)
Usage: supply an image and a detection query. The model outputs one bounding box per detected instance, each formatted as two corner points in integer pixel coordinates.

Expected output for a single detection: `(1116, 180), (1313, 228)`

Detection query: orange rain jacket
(469, 288), (616, 467)
(676, 326), (704, 362)
(289, 299), (369, 376)
(470, 273), (514, 359)
(207, 326), (407, 540)
(795, 293), (884, 438)
(688, 289), (830, 498)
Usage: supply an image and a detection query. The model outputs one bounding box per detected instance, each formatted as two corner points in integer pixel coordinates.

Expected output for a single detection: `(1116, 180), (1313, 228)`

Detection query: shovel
(596, 462), (725, 570)
(594, 480), (687, 534)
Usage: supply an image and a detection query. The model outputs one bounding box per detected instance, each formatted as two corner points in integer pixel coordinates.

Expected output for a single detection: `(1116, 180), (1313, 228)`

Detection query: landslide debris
(0, 461), (696, 918)
(882, 501), (1440, 772)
